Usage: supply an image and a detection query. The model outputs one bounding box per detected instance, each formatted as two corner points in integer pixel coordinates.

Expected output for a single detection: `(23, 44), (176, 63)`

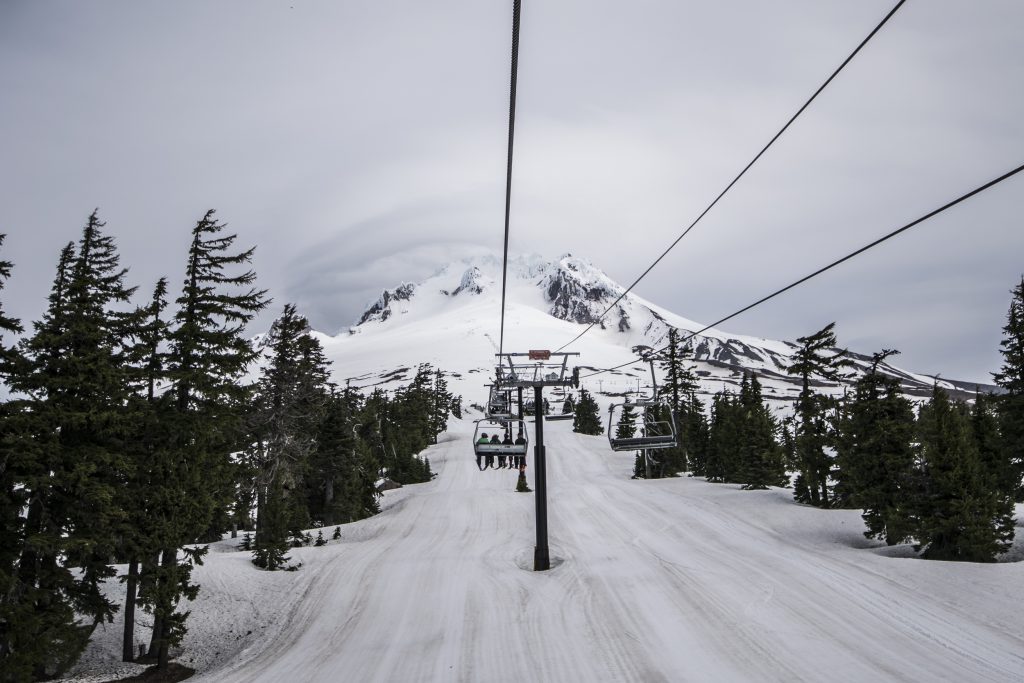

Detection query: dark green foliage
(993, 277), (1024, 500)
(786, 322), (852, 508)
(251, 304), (330, 571)
(736, 374), (785, 489)
(307, 387), (380, 525)
(656, 329), (699, 475)
(144, 210), (268, 667)
(705, 391), (740, 482)
(572, 389), (603, 435)
(614, 404), (637, 439)
(516, 471), (531, 492)
(314, 529), (326, 547)
(332, 526), (341, 540)
(703, 375), (783, 488)
(4, 213), (139, 678)
(835, 350), (916, 544)
(914, 387), (1014, 562)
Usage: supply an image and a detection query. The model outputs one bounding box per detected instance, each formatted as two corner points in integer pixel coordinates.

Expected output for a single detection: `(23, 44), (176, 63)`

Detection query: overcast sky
(2, 0), (1022, 384)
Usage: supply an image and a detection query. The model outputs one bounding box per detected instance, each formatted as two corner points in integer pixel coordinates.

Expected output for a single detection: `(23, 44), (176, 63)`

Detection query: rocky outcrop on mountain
(356, 282), (415, 326)
(540, 255), (628, 329)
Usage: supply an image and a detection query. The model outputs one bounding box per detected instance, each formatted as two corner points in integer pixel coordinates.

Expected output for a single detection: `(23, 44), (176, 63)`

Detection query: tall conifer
(992, 277), (1024, 500)
(914, 387), (1014, 561)
(785, 322), (851, 507)
(836, 350), (916, 544)
(143, 210), (268, 668)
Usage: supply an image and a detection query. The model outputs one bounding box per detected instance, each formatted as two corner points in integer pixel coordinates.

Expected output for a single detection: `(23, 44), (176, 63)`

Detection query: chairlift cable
(581, 160), (1024, 380)
(554, 0), (907, 354)
(498, 0), (522, 360)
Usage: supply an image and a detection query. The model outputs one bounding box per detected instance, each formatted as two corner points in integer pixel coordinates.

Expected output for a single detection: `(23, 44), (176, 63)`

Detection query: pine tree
(1, 242), (75, 680)
(615, 404), (637, 440)
(786, 322), (852, 507)
(657, 329), (698, 475)
(992, 276), (1024, 500)
(0, 234), (30, 678)
(118, 278), (172, 662)
(836, 350), (916, 544)
(142, 210), (268, 668)
(430, 369), (452, 443)
(736, 374), (784, 489)
(914, 386), (1014, 561)
(251, 304), (329, 570)
(705, 390), (741, 482)
(5, 213), (139, 678)
(572, 389), (603, 435)
(308, 386), (379, 525)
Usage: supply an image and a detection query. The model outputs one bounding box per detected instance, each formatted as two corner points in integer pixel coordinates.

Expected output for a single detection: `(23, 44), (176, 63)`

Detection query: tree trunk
(121, 559), (139, 662)
(156, 546), (177, 669)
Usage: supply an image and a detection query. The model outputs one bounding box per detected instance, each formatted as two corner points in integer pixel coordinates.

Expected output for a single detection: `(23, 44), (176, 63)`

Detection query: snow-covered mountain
(318, 253), (985, 411)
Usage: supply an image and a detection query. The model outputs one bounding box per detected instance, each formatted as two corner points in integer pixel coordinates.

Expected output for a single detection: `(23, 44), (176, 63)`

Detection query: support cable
(498, 0), (522, 360)
(555, 0), (906, 353)
(580, 161), (1024, 380)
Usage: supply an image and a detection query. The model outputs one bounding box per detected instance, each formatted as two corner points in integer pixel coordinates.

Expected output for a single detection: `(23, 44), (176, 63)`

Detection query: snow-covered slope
(65, 419), (1024, 682)
(323, 253), (981, 413)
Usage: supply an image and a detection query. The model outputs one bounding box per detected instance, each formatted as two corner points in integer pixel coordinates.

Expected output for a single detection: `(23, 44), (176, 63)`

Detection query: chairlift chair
(606, 349), (679, 451)
(486, 384), (513, 419)
(473, 417), (528, 460)
(607, 399), (678, 451)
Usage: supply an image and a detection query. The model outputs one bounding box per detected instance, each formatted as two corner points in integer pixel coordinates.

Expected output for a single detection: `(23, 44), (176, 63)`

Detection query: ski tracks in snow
(193, 420), (1024, 682)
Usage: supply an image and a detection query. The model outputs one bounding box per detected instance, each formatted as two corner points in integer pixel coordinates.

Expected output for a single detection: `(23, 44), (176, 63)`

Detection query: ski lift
(486, 384), (513, 419)
(606, 348), (678, 451)
(473, 418), (528, 463)
(607, 400), (677, 451)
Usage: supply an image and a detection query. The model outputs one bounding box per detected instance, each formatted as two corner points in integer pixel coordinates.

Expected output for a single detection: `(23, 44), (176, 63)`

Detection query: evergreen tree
(683, 393), (710, 477)
(0, 235), (30, 678)
(562, 394), (576, 415)
(705, 390), (741, 482)
(914, 386), (1014, 561)
(657, 330), (698, 475)
(429, 369), (456, 444)
(836, 350), (916, 544)
(6, 213), (139, 678)
(142, 210), (268, 668)
(785, 322), (852, 507)
(615, 404), (637, 440)
(736, 374), (784, 489)
(118, 277), (172, 662)
(572, 389), (603, 435)
(992, 277), (1024, 500)
(308, 386), (379, 525)
(251, 304), (330, 570)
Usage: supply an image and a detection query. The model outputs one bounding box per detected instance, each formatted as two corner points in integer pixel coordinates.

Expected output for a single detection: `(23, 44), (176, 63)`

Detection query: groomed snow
(65, 417), (1024, 682)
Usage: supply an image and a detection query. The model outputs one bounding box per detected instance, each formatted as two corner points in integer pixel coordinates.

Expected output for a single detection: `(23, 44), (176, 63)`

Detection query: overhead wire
(498, 0), (522, 360)
(554, 0), (907, 354)
(580, 161), (1024, 380)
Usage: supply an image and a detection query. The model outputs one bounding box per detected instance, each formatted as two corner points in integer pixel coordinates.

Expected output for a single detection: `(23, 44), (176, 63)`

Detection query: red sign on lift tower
(528, 349), (552, 361)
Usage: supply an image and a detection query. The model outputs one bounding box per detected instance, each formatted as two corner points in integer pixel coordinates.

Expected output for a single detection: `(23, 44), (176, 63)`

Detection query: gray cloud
(2, 0), (1022, 384)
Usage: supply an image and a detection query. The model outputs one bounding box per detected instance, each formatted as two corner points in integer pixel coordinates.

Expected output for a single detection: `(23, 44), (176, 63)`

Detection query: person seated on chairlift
(476, 433), (488, 470)
(496, 432), (512, 468)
